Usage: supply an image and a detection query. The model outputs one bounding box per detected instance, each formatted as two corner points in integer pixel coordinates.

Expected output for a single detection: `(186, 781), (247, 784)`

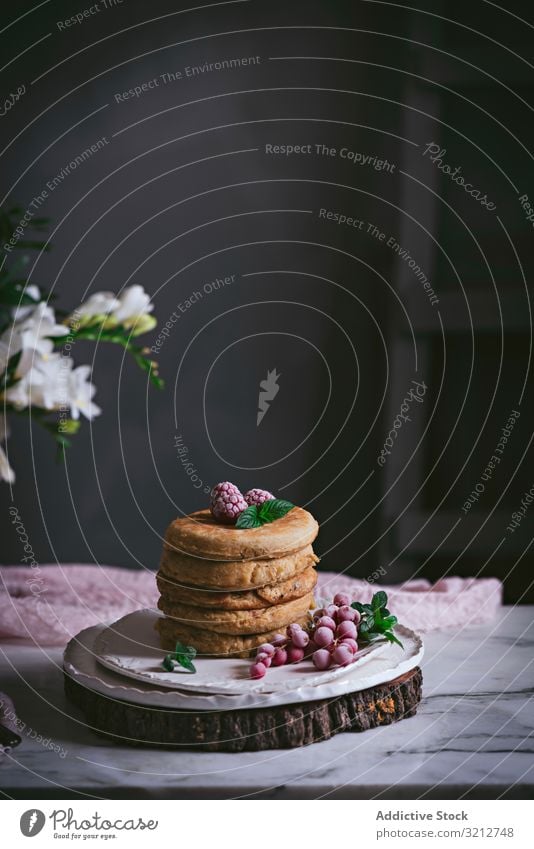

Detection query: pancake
(157, 592), (315, 635)
(155, 615), (310, 658)
(159, 544), (318, 590)
(164, 506), (318, 561)
(157, 565), (318, 610)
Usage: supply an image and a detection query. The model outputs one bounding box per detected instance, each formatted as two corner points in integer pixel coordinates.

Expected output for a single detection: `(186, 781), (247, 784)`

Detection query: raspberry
(244, 488), (274, 507)
(210, 481), (247, 524)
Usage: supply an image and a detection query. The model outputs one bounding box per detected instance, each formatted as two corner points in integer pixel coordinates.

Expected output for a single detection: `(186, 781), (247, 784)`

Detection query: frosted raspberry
(210, 481), (247, 524)
(244, 488), (274, 507)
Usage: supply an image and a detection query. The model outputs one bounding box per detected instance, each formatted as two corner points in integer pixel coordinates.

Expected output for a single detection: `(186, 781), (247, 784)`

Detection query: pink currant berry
(286, 623), (303, 639)
(290, 629), (309, 649)
(331, 644), (355, 667)
(336, 620), (357, 640)
(333, 592), (351, 607)
(271, 633), (286, 647)
(314, 626), (334, 648)
(272, 648), (288, 666)
(257, 643), (275, 656)
(286, 644), (305, 663)
(315, 616), (336, 632)
(256, 652), (272, 668)
(312, 649), (332, 670)
(339, 637), (358, 654)
(250, 661), (267, 679)
(244, 488), (274, 507)
(210, 482), (247, 524)
(352, 608), (361, 625)
(337, 605), (357, 622)
(325, 604), (339, 619)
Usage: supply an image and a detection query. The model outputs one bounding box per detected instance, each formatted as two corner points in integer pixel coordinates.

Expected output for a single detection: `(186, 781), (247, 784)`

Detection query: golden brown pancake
(164, 506), (318, 561)
(157, 592), (314, 635)
(159, 544), (318, 590)
(157, 564), (317, 610)
(155, 615), (310, 658)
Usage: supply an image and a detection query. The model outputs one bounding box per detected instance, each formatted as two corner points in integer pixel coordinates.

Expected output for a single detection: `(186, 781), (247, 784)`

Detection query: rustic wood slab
(64, 666), (422, 751)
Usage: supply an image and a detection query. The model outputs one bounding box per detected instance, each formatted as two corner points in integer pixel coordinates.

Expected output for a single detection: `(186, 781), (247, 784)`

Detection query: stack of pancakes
(156, 506), (319, 657)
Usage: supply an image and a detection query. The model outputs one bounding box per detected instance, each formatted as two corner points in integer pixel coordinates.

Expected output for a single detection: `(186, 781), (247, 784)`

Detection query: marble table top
(1, 606), (533, 799)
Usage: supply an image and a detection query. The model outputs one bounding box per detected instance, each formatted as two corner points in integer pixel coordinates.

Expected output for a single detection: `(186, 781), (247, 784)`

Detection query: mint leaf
(162, 654), (175, 672)
(174, 641), (196, 659)
(236, 499), (294, 529)
(236, 505), (262, 529)
(372, 591), (388, 610)
(382, 615), (397, 629)
(351, 601), (365, 613)
(162, 641), (197, 673)
(175, 654), (197, 673)
(258, 499), (295, 523)
(384, 631), (404, 649)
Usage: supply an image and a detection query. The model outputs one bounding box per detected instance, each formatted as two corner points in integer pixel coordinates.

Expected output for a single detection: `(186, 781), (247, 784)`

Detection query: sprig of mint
(162, 641), (197, 673)
(352, 590), (404, 649)
(235, 498), (294, 529)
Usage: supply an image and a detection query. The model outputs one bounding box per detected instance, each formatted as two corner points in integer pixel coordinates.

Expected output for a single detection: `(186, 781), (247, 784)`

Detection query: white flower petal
(0, 442), (15, 483)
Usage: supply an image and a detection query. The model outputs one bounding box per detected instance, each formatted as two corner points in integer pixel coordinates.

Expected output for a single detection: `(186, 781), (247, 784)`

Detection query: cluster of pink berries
(210, 482), (273, 524)
(249, 593), (361, 679)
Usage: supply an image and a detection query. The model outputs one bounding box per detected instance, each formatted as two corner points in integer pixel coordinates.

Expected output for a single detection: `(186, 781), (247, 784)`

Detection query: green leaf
(351, 601), (365, 613)
(175, 654), (196, 673)
(363, 604), (374, 613)
(162, 654), (175, 672)
(174, 642), (196, 660)
(1, 351), (22, 390)
(372, 590), (388, 610)
(162, 642), (197, 673)
(236, 505), (262, 529)
(381, 615), (398, 629)
(258, 499), (295, 523)
(384, 631), (404, 649)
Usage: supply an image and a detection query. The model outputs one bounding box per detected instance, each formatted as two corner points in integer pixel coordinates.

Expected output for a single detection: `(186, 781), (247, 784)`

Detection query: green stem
(56, 325), (164, 389)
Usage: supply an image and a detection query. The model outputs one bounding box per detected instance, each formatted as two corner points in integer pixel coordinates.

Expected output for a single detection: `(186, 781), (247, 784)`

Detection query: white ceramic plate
(65, 618), (424, 711)
(93, 608), (422, 696)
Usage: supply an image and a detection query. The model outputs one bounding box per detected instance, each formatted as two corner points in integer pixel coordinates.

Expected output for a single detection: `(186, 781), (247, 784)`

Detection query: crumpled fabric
(0, 564), (502, 646)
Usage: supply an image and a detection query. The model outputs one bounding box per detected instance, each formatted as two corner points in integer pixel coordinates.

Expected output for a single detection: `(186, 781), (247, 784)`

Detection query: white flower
(11, 284), (40, 322)
(67, 364), (101, 420)
(2, 302), (69, 378)
(113, 285), (154, 326)
(0, 443), (14, 483)
(0, 414), (15, 483)
(74, 291), (120, 321)
(18, 302), (69, 354)
(5, 352), (70, 411)
(5, 353), (100, 421)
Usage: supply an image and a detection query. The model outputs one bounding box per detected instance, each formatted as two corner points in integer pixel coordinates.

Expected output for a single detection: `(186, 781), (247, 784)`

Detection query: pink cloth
(0, 564), (502, 646)
(316, 573), (502, 632)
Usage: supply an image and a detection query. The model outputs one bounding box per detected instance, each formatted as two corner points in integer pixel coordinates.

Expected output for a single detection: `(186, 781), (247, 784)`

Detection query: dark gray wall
(1, 0), (402, 572)
(2, 1), (533, 602)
